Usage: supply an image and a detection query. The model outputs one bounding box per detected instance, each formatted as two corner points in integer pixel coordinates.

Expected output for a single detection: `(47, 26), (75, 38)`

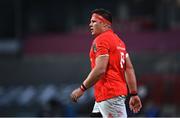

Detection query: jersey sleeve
(121, 39), (128, 58)
(95, 37), (110, 57)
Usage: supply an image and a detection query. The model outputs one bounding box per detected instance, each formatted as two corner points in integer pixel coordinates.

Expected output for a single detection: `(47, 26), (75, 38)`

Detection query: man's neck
(102, 27), (112, 33)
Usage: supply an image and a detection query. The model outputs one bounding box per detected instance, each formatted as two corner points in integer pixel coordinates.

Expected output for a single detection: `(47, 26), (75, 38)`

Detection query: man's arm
(125, 54), (142, 113)
(125, 55), (137, 94)
(83, 55), (109, 89)
(70, 55), (109, 102)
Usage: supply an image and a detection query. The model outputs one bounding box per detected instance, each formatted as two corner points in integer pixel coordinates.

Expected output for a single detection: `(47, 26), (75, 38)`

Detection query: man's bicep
(95, 54), (109, 70)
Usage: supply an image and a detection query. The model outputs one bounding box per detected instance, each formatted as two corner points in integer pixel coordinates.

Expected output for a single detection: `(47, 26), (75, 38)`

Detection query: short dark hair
(91, 8), (112, 24)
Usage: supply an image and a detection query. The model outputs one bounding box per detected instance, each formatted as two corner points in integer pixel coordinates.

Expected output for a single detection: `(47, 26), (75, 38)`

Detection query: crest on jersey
(93, 44), (97, 52)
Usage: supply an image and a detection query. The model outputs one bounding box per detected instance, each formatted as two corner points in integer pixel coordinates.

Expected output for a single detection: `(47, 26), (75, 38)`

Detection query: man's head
(89, 8), (112, 36)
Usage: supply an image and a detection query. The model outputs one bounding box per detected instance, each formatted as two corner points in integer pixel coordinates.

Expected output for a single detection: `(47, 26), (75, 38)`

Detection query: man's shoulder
(95, 32), (112, 42)
(95, 35), (110, 44)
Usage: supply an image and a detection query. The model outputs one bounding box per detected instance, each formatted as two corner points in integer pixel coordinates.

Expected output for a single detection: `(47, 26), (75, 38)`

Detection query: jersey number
(120, 52), (125, 69)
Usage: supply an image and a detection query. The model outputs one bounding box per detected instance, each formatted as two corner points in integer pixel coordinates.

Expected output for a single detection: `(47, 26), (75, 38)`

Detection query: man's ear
(103, 23), (110, 28)
(103, 23), (107, 27)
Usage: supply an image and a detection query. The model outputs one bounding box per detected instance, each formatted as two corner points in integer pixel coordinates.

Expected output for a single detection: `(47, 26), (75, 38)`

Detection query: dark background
(0, 0), (180, 117)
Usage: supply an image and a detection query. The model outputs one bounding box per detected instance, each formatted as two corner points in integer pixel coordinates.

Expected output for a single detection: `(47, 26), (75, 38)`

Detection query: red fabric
(89, 30), (128, 102)
(92, 13), (112, 25)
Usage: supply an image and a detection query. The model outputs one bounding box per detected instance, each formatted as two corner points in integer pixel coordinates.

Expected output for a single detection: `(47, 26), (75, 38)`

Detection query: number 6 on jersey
(120, 52), (125, 69)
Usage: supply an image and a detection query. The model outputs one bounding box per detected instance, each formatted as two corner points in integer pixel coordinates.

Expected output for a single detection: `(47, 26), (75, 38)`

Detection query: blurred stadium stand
(0, 0), (180, 117)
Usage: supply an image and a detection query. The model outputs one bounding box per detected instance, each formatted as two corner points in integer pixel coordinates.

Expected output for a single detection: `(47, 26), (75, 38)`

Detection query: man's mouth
(90, 28), (93, 32)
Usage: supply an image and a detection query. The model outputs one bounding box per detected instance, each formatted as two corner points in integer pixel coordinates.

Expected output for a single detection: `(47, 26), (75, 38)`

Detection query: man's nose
(89, 22), (92, 27)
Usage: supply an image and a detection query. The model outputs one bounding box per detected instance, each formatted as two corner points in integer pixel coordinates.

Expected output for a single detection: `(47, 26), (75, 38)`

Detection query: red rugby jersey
(89, 29), (128, 102)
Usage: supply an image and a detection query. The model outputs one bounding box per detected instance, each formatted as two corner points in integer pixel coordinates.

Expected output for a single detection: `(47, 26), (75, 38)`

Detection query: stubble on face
(89, 16), (103, 36)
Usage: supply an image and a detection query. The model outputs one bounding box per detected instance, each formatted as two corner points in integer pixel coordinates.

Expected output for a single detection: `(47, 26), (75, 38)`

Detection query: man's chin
(91, 32), (95, 35)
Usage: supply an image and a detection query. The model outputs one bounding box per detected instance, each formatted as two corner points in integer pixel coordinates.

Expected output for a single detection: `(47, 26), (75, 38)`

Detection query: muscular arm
(83, 55), (109, 89)
(70, 55), (109, 102)
(125, 55), (137, 93)
(125, 54), (142, 113)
